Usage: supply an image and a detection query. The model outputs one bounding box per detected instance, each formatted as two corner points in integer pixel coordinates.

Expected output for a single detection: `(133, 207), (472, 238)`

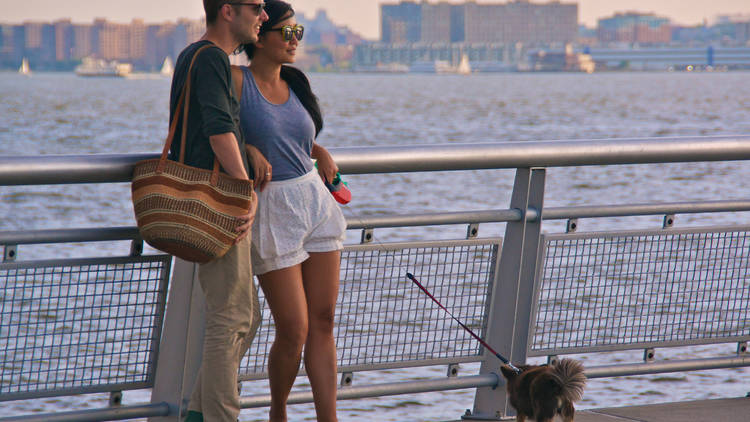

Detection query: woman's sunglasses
(267, 24), (304, 42)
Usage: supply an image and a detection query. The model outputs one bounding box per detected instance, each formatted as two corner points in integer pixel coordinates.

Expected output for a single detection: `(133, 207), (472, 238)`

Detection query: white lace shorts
(251, 169), (346, 275)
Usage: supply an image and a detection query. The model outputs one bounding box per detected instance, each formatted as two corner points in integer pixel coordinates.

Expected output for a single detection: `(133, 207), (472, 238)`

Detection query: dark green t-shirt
(168, 40), (249, 174)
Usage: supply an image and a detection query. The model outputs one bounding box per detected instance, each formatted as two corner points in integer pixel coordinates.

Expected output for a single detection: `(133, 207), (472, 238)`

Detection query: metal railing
(1, 135), (750, 421)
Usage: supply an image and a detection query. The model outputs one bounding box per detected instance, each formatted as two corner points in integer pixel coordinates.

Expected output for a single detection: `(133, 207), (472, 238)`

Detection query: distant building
(72, 24), (94, 59)
(174, 19), (204, 60)
(597, 12), (672, 45)
(97, 20), (130, 60)
(294, 10), (363, 70)
(381, 1), (422, 43)
(464, 1), (577, 44)
(353, 42), (514, 71)
(0, 25), (15, 57)
(22, 22), (56, 63)
(380, 0), (578, 45)
(578, 25), (598, 46)
(130, 19), (147, 63)
(712, 15), (750, 45)
(421, 2), (452, 43)
(53, 19), (74, 61)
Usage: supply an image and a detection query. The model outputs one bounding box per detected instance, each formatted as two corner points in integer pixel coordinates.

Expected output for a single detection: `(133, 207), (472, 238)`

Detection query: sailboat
(457, 53), (471, 75)
(18, 58), (31, 76)
(160, 56), (174, 77)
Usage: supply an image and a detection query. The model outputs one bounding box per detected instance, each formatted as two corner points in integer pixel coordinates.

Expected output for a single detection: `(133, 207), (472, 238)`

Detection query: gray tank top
(239, 67), (315, 181)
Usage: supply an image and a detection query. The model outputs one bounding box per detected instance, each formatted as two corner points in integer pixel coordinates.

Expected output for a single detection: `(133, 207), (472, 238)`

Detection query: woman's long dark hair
(243, 0), (323, 137)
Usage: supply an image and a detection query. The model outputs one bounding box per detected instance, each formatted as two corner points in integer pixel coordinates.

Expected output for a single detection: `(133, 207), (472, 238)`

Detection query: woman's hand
(246, 145), (272, 191)
(312, 143), (338, 183)
(234, 190), (258, 243)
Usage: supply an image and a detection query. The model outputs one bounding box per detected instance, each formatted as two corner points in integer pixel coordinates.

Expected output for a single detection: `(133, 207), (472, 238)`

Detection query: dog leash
(406, 272), (521, 374)
(337, 180), (522, 375)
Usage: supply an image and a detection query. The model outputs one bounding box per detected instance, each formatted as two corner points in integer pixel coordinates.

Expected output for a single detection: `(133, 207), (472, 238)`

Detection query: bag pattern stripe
(133, 181), (249, 215)
(132, 160), (253, 201)
(134, 198), (239, 240)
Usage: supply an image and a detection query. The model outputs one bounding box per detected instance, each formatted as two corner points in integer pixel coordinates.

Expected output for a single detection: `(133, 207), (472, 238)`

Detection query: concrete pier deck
(449, 397), (749, 421)
(575, 397), (748, 422)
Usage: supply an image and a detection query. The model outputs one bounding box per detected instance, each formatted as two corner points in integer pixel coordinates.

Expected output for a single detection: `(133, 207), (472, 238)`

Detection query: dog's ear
(500, 365), (517, 380)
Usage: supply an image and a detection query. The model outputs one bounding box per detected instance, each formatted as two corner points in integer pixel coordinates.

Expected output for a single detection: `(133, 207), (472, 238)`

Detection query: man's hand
(234, 190), (258, 243)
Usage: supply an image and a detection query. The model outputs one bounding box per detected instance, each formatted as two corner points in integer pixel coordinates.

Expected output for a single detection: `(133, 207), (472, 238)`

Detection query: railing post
(149, 259), (206, 421)
(465, 167), (546, 420)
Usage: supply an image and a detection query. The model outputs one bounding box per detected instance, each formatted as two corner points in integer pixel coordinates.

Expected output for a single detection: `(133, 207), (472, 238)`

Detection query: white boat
(18, 58), (31, 76)
(410, 56), (472, 74)
(410, 60), (455, 73)
(75, 57), (132, 77)
(457, 54), (472, 75)
(160, 56), (174, 77)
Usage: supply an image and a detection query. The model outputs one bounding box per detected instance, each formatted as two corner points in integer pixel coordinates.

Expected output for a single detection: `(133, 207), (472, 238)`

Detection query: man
(168, 1), (268, 421)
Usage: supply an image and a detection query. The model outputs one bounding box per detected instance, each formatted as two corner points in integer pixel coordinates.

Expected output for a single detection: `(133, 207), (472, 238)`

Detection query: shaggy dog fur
(500, 358), (586, 422)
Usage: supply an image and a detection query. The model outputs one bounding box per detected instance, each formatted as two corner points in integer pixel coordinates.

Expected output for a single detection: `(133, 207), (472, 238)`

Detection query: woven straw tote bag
(131, 45), (254, 263)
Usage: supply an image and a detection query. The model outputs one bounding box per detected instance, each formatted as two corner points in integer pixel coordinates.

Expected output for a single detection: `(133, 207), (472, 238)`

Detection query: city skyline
(2, 0), (750, 40)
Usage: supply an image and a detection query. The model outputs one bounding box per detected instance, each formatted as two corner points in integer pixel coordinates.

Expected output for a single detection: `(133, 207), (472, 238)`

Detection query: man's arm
(195, 49), (247, 180)
(209, 133), (249, 180)
(210, 132), (256, 243)
(193, 48), (256, 242)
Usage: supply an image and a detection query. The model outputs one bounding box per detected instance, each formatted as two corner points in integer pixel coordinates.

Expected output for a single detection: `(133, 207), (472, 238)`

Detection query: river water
(1, 71), (750, 420)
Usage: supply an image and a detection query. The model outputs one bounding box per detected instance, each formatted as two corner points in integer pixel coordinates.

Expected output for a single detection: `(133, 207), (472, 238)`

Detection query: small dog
(500, 358), (586, 422)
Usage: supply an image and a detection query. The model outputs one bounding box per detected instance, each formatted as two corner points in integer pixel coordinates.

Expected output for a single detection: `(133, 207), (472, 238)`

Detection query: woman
(231, 1), (345, 421)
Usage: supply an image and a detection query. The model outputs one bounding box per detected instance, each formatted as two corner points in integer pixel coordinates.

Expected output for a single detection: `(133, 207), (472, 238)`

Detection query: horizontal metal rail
(543, 199), (750, 220)
(585, 355), (750, 379)
(4, 199), (750, 246)
(239, 374), (499, 408)
(237, 355), (750, 409)
(0, 227), (140, 245)
(0, 402), (170, 422)
(333, 136), (750, 173)
(3, 136), (750, 185)
(344, 209), (524, 229)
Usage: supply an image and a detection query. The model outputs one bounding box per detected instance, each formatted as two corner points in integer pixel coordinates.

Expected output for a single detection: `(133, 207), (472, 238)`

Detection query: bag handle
(157, 44), (221, 183)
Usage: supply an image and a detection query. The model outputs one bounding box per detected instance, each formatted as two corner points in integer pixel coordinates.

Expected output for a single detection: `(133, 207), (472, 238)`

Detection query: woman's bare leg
(301, 251), (341, 422)
(258, 265), (308, 422)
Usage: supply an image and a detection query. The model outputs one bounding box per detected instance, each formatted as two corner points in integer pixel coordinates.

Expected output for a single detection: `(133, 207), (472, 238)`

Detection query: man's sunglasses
(227, 2), (265, 15)
(267, 24), (304, 42)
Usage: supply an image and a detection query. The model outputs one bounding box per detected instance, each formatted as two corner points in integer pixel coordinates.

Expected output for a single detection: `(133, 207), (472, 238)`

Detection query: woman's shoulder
(230, 65), (247, 80)
(230, 65), (249, 102)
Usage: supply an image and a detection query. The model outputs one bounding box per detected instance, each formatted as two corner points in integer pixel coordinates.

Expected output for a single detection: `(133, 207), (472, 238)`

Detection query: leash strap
(406, 272), (521, 374)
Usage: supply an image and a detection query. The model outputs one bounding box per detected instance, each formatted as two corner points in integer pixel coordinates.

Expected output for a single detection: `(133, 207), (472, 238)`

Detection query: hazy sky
(3, 0), (750, 39)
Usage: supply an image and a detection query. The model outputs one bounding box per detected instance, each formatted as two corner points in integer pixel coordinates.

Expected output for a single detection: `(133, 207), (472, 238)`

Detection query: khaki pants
(188, 237), (261, 421)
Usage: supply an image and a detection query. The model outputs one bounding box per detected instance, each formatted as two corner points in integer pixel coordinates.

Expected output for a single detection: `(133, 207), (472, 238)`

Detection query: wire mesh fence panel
(530, 227), (750, 356)
(0, 255), (171, 401)
(240, 239), (500, 379)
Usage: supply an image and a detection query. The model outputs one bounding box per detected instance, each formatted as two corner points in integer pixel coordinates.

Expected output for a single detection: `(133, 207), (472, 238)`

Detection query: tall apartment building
(130, 19), (147, 62)
(382, 1), (422, 43)
(97, 20), (131, 60)
(21, 22), (56, 63)
(0, 25), (15, 57)
(421, 2), (452, 43)
(597, 13), (672, 44)
(381, 0), (578, 45)
(53, 20), (74, 61)
(174, 19), (205, 59)
(72, 24), (94, 59)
